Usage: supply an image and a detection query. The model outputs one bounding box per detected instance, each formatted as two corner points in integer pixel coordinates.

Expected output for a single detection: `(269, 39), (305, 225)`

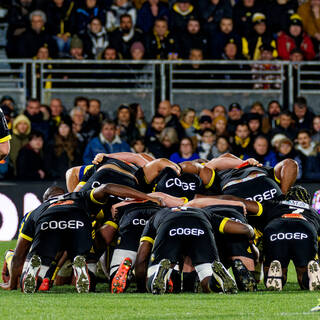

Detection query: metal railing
(0, 59), (319, 114)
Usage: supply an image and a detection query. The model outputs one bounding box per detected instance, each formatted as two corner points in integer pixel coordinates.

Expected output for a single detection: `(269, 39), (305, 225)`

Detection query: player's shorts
(27, 211), (92, 263)
(263, 217), (318, 268)
(82, 167), (139, 192)
(149, 215), (218, 267)
(214, 210), (254, 264)
(223, 176), (282, 203)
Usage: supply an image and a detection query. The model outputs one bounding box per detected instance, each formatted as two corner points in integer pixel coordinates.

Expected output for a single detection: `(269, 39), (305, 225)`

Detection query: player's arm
(135, 241), (152, 293)
(142, 158), (181, 183)
(99, 223), (118, 245)
(0, 140), (10, 161)
(274, 159), (298, 194)
(0, 237), (32, 290)
(92, 152), (151, 166)
(91, 183), (162, 205)
(65, 166), (82, 192)
(148, 192), (185, 207)
(223, 219), (255, 239)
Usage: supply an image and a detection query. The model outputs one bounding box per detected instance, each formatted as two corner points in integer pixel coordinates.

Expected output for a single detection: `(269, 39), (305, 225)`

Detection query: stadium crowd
(0, 0), (320, 62)
(0, 94), (320, 181)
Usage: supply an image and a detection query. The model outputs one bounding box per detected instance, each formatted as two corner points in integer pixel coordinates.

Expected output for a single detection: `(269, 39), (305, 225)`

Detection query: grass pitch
(0, 241), (320, 319)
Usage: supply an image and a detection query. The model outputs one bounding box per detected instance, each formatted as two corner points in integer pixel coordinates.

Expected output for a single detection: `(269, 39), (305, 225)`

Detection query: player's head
(285, 185), (311, 204)
(43, 186), (65, 201)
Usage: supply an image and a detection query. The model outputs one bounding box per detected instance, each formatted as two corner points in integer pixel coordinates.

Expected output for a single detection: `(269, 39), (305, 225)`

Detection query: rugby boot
(311, 299), (320, 312)
(2, 249), (14, 283)
(111, 257), (132, 293)
(22, 255), (41, 294)
(308, 260), (320, 291)
(151, 259), (171, 295)
(212, 261), (238, 294)
(232, 259), (257, 292)
(38, 278), (50, 292)
(265, 260), (282, 291)
(73, 255), (90, 293)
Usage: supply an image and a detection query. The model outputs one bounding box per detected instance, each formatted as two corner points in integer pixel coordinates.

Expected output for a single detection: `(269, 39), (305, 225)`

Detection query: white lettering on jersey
(165, 178), (196, 191)
(41, 220), (84, 230)
(169, 228), (204, 236)
(246, 188), (277, 202)
(270, 232), (308, 241)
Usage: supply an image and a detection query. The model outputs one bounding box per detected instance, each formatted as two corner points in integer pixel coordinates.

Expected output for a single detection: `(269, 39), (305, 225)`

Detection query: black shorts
(223, 176), (282, 202)
(263, 217), (318, 268)
(28, 212), (92, 263)
(82, 167), (139, 192)
(215, 210), (254, 264)
(150, 215), (218, 267)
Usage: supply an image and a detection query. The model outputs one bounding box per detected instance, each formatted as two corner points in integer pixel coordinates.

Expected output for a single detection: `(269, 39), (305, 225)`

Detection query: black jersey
(249, 199), (320, 234)
(0, 107), (11, 143)
(218, 165), (282, 202)
(141, 206), (227, 243)
(19, 190), (103, 242)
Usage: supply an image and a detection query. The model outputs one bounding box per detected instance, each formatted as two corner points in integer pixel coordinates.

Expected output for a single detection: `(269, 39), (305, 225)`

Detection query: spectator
(252, 44), (281, 89)
(46, 0), (76, 57)
(106, 0), (136, 32)
(83, 119), (130, 164)
(81, 17), (109, 59)
(6, 0), (36, 58)
(197, 128), (215, 160)
(180, 108), (196, 137)
(86, 98), (106, 135)
(212, 104), (226, 120)
(312, 115), (320, 142)
(145, 114), (166, 158)
(267, 0), (299, 35)
(159, 127), (179, 158)
(17, 10), (58, 58)
(67, 34), (88, 59)
(46, 120), (81, 179)
(144, 18), (178, 59)
(250, 101), (271, 134)
(136, 0), (170, 33)
(179, 18), (208, 58)
(171, 104), (181, 119)
(115, 104), (140, 144)
(76, 0), (106, 34)
(275, 137), (302, 179)
(211, 135), (231, 158)
(227, 102), (243, 134)
(157, 100), (185, 138)
(130, 103), (147, 137)
(188, 48), (204, 70)
(298, 0), (320, 50)
(49, 98), (71, 131)
(222, 39), (243, 60)
(231, 122), (253, 158)
(130, 41), (145, 59)
(170, 0), (198, 35)
(277, 14), (315, 60)
(213, 115), (229, 138)
(244, 135), (277, 167)
(198, 115), (213, 134)
(245, 112), (262, 139)
(16, 131), (46, 180)
(0, 96), (17, 118)
(295, 129), (318, 156)
(233, 0), (266, 38)
(289, 47), (305, 61)
(109, 14), (143, 58)
(101, 46), (120, 60)
(270, 110), (298, 140)
(74, 96), (89, 113)
(209, 16), (242, 59)
(9, 114), (31, 176)
(199, 0), (232, 36)
(267, 100), (282, 128)
(24, 98), (51, 140)
(242, 12), (277, 60)
(131, 138), (153, 156)
(170, 137), (200, 163)
(292, 96), (315, 130)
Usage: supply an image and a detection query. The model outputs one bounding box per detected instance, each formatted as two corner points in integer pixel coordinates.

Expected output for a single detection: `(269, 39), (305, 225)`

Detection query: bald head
(158, 100), (172, 118)
(43, 186), (65, 201)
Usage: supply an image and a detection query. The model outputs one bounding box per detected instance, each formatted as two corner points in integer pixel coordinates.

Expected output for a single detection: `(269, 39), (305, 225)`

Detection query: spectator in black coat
(145, 114), (166, 158)
(270, 110), (298, 141)
(16, 131), (46, 180)
(136, 0), (170, 33)
(109, 14), (143, 58)
(292, 96), (315, 131)
(45, 0), (77, 57)
(17, 10), (58, 58)
(179, 18), (208, 58)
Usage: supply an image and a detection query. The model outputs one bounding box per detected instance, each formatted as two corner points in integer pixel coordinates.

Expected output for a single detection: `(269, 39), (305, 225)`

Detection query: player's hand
(92, 153), (108, 165)
(245, 158), (262, 167)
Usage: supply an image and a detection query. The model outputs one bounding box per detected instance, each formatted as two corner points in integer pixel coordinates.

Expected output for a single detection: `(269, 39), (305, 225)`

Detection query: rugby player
(0, 183), (161, 293)
(0, 105), (11, 160)
(135, 198), (255, 294)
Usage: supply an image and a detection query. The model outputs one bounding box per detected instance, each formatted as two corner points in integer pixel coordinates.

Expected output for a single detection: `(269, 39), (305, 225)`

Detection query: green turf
(1, 241), (320, 320)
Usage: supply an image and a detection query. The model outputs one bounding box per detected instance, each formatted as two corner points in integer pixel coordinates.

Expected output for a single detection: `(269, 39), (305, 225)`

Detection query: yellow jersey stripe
(20, 233), (33, 242)
(104, 221), (118, 230)
(205, 169), (215, 189)
(0, 134), (11, 143)
(274, 171), (281, 183)
(84, 165), (93, 175)
(90, 189), (105, 205)
(219, 217), (230, 234)
(256, 202), (263, 216)
(140, 236), (154, 245)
